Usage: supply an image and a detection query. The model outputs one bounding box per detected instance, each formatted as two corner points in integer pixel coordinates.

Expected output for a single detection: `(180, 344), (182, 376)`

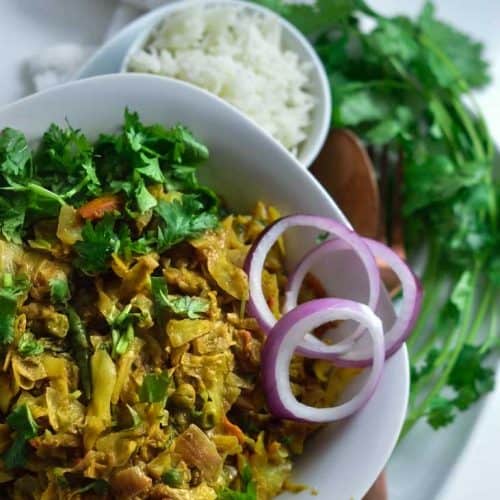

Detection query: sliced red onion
(284, 239), (349, 314)
(262, 298), (384, 423)
(244, 215), (381, 356)
(336, 238), (422, 366)
(285, 237), (422, 367)
(283, 238), (360, 357)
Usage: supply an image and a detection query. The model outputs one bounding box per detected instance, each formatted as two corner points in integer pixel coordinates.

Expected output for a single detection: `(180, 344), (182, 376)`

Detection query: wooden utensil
(311, 129), (380, 239)
(311, 129), (405, 295)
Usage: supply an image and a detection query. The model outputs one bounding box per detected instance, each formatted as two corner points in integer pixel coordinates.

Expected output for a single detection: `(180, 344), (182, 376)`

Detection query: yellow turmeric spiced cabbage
(0, 112), (358, 499)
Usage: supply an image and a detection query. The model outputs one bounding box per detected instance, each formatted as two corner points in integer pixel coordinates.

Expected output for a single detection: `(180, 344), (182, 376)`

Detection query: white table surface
(0, 1), (499, 499)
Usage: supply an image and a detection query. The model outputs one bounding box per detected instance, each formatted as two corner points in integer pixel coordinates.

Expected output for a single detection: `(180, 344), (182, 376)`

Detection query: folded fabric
(23, 0), (167, 92)
(25, 43), (97, 92)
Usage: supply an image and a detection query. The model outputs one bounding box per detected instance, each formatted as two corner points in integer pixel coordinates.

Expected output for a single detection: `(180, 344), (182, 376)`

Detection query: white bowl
(0, 74), (408, 500)
(119, 0), (331, 169)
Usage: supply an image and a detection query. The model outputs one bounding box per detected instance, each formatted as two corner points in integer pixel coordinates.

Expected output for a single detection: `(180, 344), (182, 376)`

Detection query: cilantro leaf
(151, 276), (169, 323)
(2, 404), (39, 469)
(34, 123), (101, 203)
(315, 231), (329, 244)
(155, 196), (219, 251)
(36, 123), (93, 176)
(0, 196), (25, 242)
(253, 0), (355, 36)
(417, 2), (490, 89)
(411, 348), (439, 385)
(49, 278), (70, 305)
(116, 225), (151, 260)
(164, 296), (209, 319)
(151, 277), (209, 319)
(18, 333), (44, 357)
(448, 344), (495, 409)
(426, 396), (455, 429)
(139, 372), (170, 403)
(137, 154), (165, 183)
(0, 128), (31, 180)
(425, 344), (495, 429)
(74, 217), (119, 275)
(111, 323), (135, 358)
(135, 178), (158, 213)
(0, 274), (30, 345)
(404, 156), (488, 215)
(334, 88), (390, 127)
(218, 464), (256, 500)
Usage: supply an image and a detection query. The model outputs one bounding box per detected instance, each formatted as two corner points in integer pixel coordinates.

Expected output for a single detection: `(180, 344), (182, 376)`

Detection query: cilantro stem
(465, 282), (493, 344)
(418, 33), (489, 163)
(418, 33), (470, 95)
(388, 57), (421, 93)
(480, 298), (499, 355)
(355, 0), (380, 18)
(406, 243), (441, 351)
(402, 262), (481, 438)
(63, 175), (90, 200)
(406, 279), (441, 354)
(27, 183), (65, 205)
(450, 97), (486, 162)
(338, 80), (414, 93)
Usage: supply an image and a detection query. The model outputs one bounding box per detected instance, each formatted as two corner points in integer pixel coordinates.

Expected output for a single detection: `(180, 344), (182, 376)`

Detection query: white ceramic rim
(117, 0), (332, 168)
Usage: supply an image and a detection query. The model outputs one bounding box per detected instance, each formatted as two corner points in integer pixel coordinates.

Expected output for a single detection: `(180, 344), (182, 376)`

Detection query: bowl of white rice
(121, 0), (331, 168)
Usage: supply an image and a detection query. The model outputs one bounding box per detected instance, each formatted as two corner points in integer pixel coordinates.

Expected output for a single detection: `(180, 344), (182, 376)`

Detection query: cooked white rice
(127, 4), (315, 155)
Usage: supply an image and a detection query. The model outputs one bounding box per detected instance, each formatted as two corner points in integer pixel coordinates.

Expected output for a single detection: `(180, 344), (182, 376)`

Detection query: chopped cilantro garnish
(218, 464), (256, 500)
(0, 128), (31, 180)
(17, 333), (44, 357)
(0, 274), (29, 345)
(139, 372), (170, 404)
(2, 404), (39, 469)
(74, 216), (119, 275)
(49, 278), (70, 305)
(163, 295), (210, 319)
(0, 110), (221, 265)
(151, 277), (209, 319)
(155, 196), (219, 251)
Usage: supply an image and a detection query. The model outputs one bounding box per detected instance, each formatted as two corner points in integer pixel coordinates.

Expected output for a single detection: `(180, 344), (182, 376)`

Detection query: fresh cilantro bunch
(257, 0), (499, 436)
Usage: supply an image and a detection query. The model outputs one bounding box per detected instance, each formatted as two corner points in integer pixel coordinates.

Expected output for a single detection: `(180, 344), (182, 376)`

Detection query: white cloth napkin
(25, 0), (169, 92)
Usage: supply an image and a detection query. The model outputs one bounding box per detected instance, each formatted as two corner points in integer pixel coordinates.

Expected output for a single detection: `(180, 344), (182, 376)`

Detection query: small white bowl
(0, 74), (408, 499)
(119, 0), (331, 168)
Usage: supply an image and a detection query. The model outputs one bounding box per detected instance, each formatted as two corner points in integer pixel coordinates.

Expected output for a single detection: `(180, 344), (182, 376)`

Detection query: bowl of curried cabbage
(0, 74), (409, 500)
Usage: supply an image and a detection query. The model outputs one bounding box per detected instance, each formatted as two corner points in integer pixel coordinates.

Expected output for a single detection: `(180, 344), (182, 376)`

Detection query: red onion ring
(244, 215), (381, 356)
(262, 298), (385, 422)
(285, 237), (422, 367)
